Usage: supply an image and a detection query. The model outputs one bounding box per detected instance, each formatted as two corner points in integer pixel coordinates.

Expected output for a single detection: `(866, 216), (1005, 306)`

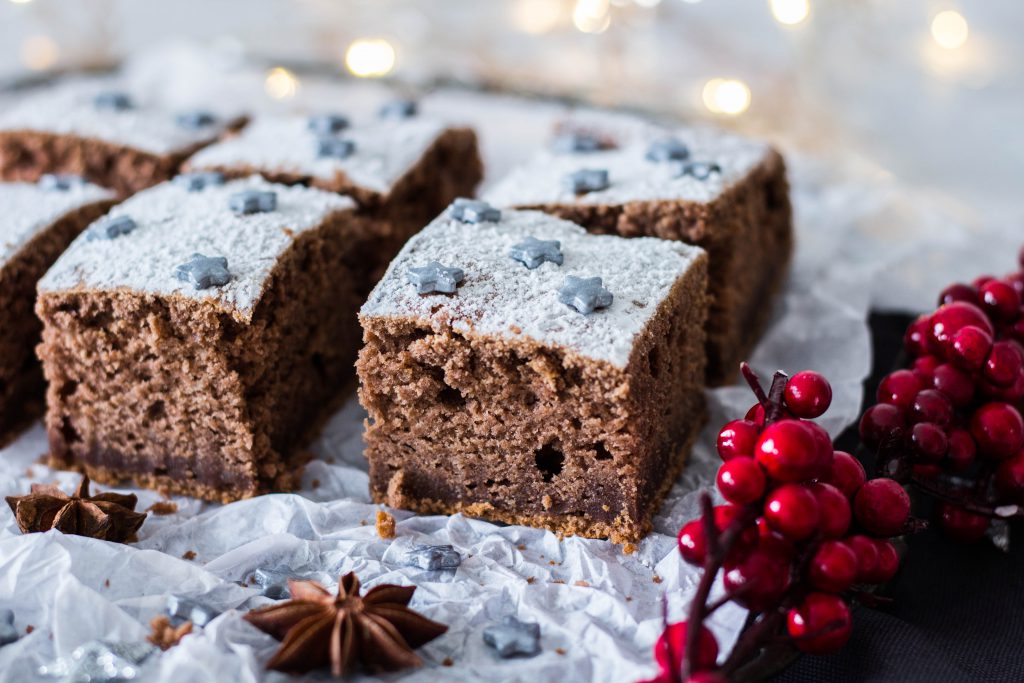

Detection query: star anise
(5, 474), (147, 542)
(244, 572), (448, 678)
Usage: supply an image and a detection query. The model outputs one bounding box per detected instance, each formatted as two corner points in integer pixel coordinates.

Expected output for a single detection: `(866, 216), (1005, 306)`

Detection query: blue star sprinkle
(559, 276), (613, 314)
(0, 609), (17, 647)
(551, 132), (604, 154)
(307, 113), (350, 136)
(86, 215), (137, 242)
(402, 544), (462, 571)
(175, 110), (218, 129)
(379, 99), (418, 119)
(37, 641), (155, 682)
(645, 137), (690, 162)
(674, 160), (722, 180)
(563, 168), (610, 194)
(165, 595), (220, 628)
(173, 171), (225, 192)
(449, 198), (501, 224)
(93, 91), (133, 111)
(483, 616), (541, 658)
(316, 137), (357, 159)
(174, 253), (231, 290)
(509, 236), (563, 270)
(38, 174), (85, 192)
(229, 189), (277, 214)
(407, 261), (465, 294)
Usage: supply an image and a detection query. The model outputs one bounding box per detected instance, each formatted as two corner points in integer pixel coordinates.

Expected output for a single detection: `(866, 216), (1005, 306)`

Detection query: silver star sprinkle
(251, 566), (329, 599)
(39, 174), (86, 192)
(229, 189), (276, 214)
(38, 641), (155, 682)
(563, 168), (609, 194)
(645, 137), (690, 162)
(307, 113), (350, 136)
(86, 215), (137, 242)
(407, 261), (465, 294)
(0, 609), (17, 647)
(674, 160), (721, 180)
(379, 99), (418, 119)
(483, 616), (541, 658)
(175, 110), (217, 130)
(316, 137), (357, 159)
(165, 595), (219, 627)
(559, 275), (613, 314)
(93, 92), (133, 111)
(401, 544), (462, 571)
(509, 236), (563, 270)
(174, 253), (231, 290)
(449, 198), (501, 224)
(172, 171), (225, 192)
(551, 132), (604, 154)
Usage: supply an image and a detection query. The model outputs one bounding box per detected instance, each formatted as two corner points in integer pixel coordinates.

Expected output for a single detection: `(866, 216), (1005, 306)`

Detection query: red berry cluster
(863, 251), (1024, 542)
(645, 366), (910, 683)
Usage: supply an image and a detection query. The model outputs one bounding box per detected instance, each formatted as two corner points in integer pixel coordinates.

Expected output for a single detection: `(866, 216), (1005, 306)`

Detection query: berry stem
(740, 362), (770, 409)
(682, 492), (717, 679)
(910, 474), (1024, 519)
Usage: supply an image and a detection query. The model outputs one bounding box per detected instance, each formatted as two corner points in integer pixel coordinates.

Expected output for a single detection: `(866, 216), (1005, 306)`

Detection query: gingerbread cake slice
(184, 107), (482, 246)
(0, 176), (115, 447)
(0, 80), (245, 196)
(36, 175), (370, 501)
(356, 202), (708, 543)
(484, 117), (792, 385)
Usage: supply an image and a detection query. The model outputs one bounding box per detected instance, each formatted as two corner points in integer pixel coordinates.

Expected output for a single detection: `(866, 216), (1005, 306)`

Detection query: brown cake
(484, 116), (792, 385)
(0, 176), (115, 447)
(0, 81), (245, 196)
(183, 107), (483, 253)
(356, 203), (708, 542)
(35, 175), (374, 501)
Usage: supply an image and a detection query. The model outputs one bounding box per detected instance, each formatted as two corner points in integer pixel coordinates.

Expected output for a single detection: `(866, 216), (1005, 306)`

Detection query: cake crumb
(541, 495), (553, 510)
(574, 580), (589, 587)
(555, 647), (567, 655)
(310, 478), (321, 490)
(548, 560), (558, 566)
(601, 504), (610, 512)
(24, 467), (34, 478)
(104, 579), (110, 588)
(147, 616), (193, 650)
(552, 579), (565, 584)
(517, 544), (526, 551)
(526, 577), (536, 584)
(622, 542), (637, 555)
(359, 519), (367, 526)
(147, 500), (178, 515)
(25, 625), (34, 634)
(376, 510), (396, 539)
(182, 550), (197, 561)
(442, 657), (454, 667)
(652, 575), (663, 584)
(626, 596), (633, 602)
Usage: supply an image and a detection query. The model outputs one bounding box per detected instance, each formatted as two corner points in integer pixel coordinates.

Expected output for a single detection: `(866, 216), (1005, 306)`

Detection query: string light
(345, 38), (396, 78)
(8, 0), (34, 4)
(264, 67), (299, 100)
(931, 10), (969, 50)
(679, 0), (703, 4)
(702, 78), (751, 116)
(20, 34), (58, 71)
(769, 0), (810, 26)
(634, 0), (663, 7)
(573, 0), (612, 34)
(511, 0), (563, 34)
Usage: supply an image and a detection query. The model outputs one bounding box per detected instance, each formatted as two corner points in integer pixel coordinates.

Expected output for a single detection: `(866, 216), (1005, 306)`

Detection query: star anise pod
(5, 474), (147, 542)
(244, 572), (448, 678)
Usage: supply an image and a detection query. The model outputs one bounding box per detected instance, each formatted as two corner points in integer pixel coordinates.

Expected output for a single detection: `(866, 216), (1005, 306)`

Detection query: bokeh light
(264, 67), (299, 100)
(702, 78), (752, 115)
(511, 0), (563, 34)
(770, 0), (810, 26)
(573, 0), (612, 34)
(345, 38), (396, 77)
(20, 35), (59, 71)
(931, 10), (969, 50)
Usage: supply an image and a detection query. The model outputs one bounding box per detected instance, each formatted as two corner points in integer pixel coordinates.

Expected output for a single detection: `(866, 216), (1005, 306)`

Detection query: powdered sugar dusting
(39, 176), (354, 321)
(361, 209), (704, 367)
(186, 115), (450, 197)
(0, 181), (113, 267)
(484, 125), (770, 207)
(0, 80), (238, 156)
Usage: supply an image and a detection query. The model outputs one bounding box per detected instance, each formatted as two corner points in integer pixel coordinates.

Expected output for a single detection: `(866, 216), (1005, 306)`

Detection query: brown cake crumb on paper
(146, 501), (178, 516)
(622, 543), (637, 555)
(574, 580), (590, 587)
(556, 647), (567, 655)
(442, 657), (454, 667)
(147, 616), (193, 650)
(376, 510), (396, 539)
(181, 550), (197, 561)
(652, 575), (663, 584)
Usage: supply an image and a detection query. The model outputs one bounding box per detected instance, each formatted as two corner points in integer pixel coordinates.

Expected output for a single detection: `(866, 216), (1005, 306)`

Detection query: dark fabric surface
(772, 313), (1024, 683)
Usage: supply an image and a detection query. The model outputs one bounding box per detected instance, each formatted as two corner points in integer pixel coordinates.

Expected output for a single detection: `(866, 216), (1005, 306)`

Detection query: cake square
(356, 205), (708, 542)
(0, 80), (245, 196)
(184, 110), (483, 244)
(483, 118), (792, 384)
(36, 176), (372, 501)
(0, 176), (115, 446)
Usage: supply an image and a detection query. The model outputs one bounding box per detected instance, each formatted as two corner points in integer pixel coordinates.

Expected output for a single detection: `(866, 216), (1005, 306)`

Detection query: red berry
(947, 428), (977, 472)
(864, 539), (900, 583)
(908, 389), (953, 427)
(980, 371), (1024, 403)
(717, 419), (760, 461)
(912, 355), (941, 383)
(950, 325), (993, 371)
(912, 464), (942, 478)
(853, 479), (910, 536)
(904, 315), (930, 357)
(909, 422), (948, 463)
(654, 621), (719, 672)
(937, 503), (990, 543)
(938, 283), (977, 306)
(931, 363), (974, 407)
(808, 540), (858, 593)
(787, 593), (852, 654)
(723, 544), (792, 611)
(755, 420), (825, 482)
(845, 534), (880, 582)
(828, 451), (866, 498)
(803, 421), (836, 478)
(970, 402), (1024, 460)
(1019, 246), (1024, 268)
(972, 275), (995, 289)
(984, 341), (1023, 387)
(677, 506), (757, 565)
(716, 457), (767, 505)
(994, 450), (1024, 503)
(784, 371), (833, 419)
(859, 404), (905, 449)
(1009, 274), (1024, 297)
(877, 370), (923, 410)
(745, 403), (767, 426)
(764, 483), (820, 540)
(928, 302), (994, 356)
(979, 280), (1021, 321)
(808, 482), (851, 539)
